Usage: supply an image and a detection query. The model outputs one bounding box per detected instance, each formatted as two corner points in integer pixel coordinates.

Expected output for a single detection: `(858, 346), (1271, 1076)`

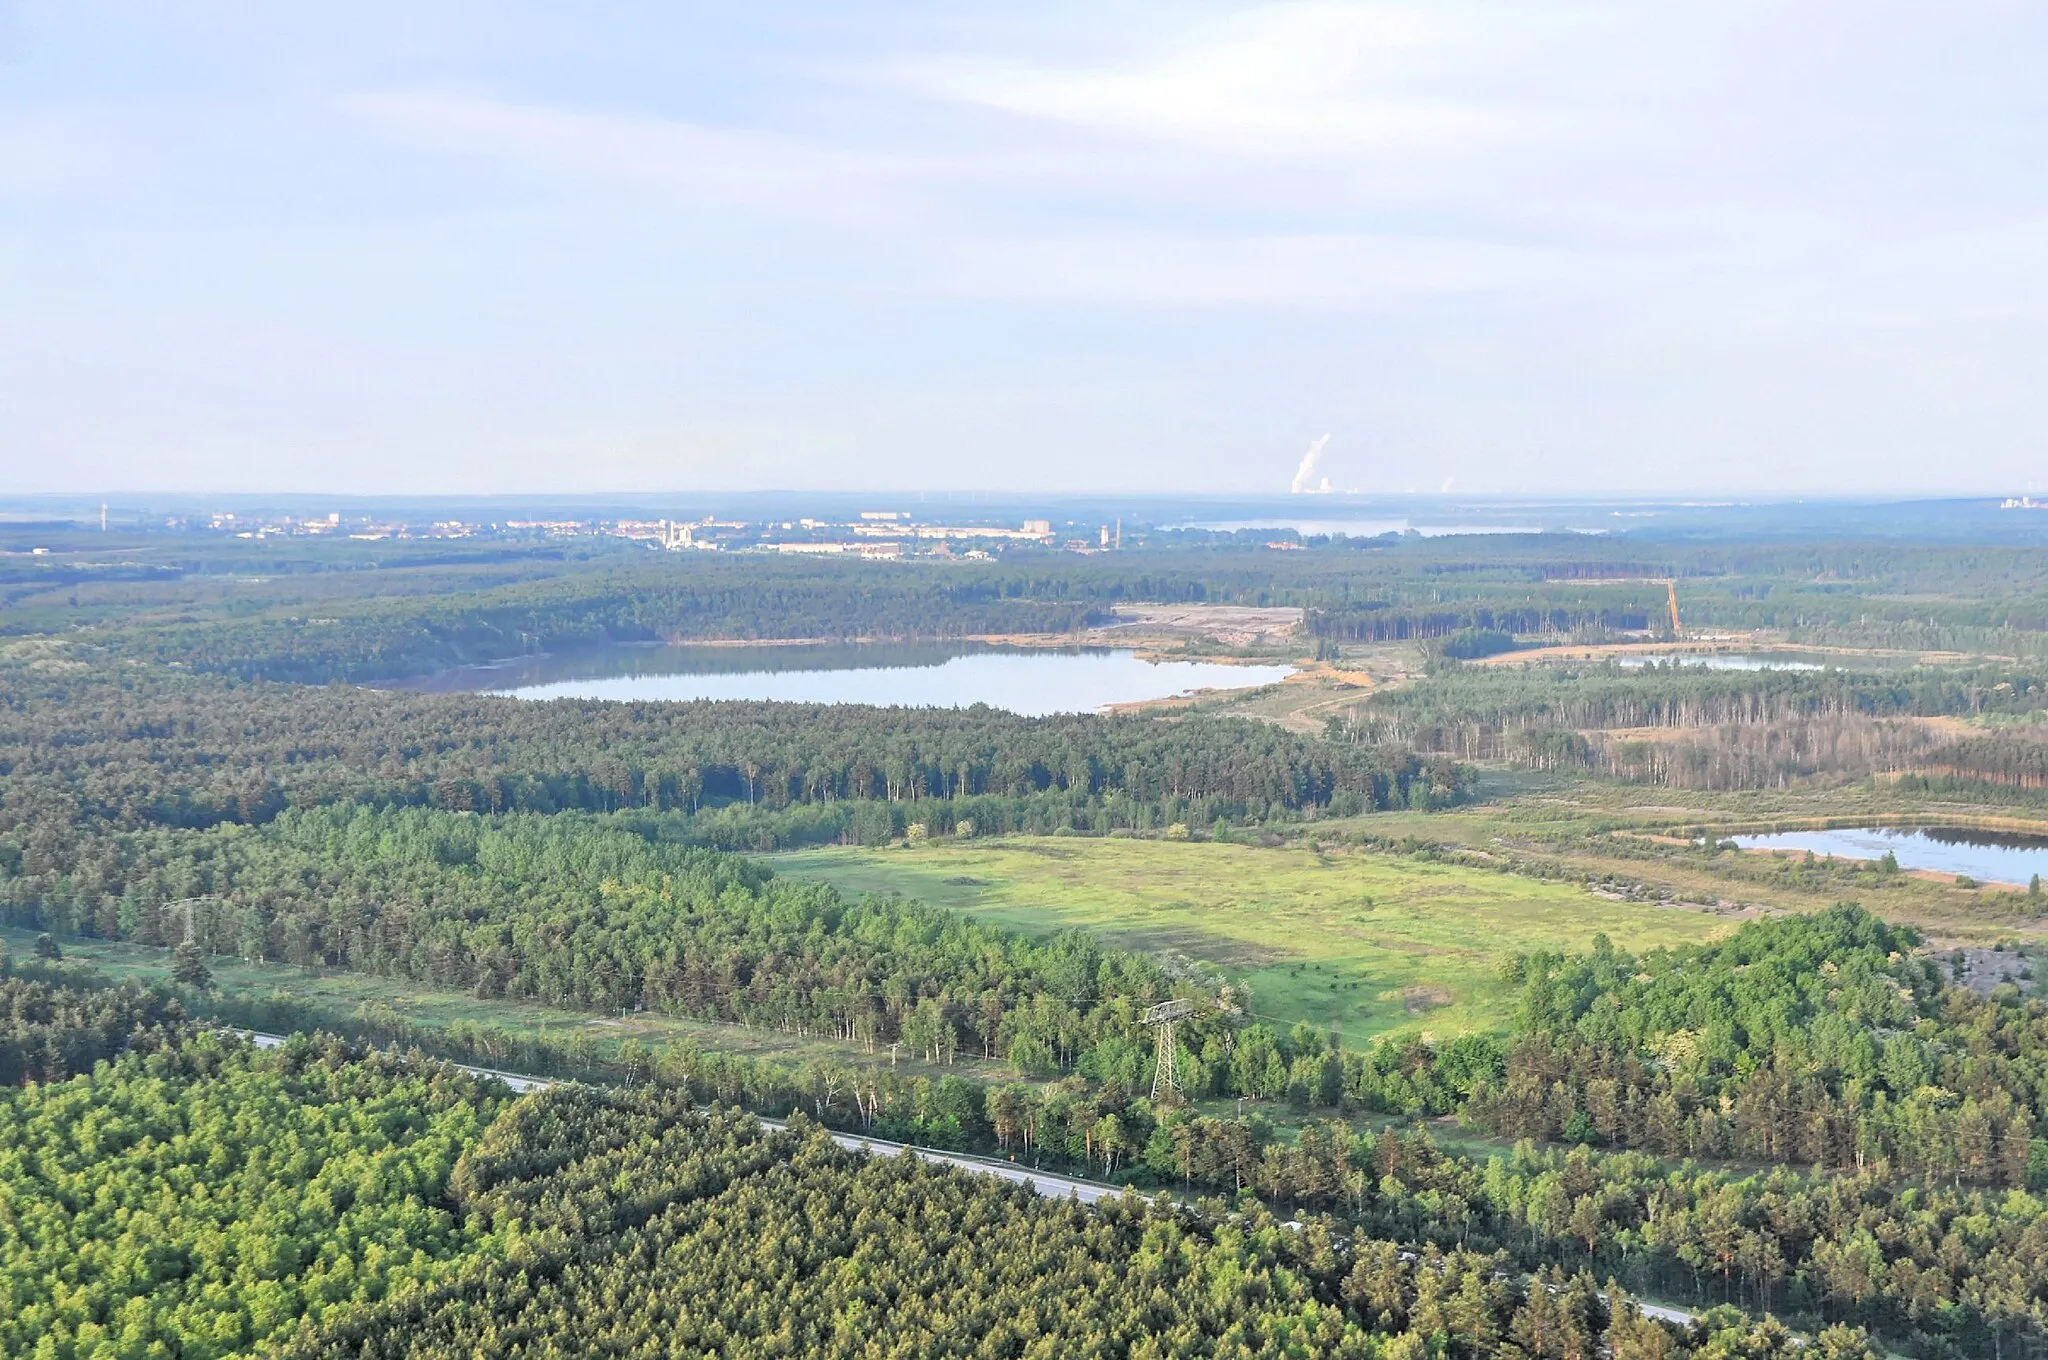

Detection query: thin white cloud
(346, 90), (922, 226)
(9, 2), (2046, 494)
(897, 3), (1551, 157)
(342, 85), (1583, 310)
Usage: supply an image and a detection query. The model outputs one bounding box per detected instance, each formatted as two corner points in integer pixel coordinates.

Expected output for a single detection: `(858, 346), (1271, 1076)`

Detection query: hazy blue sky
(3, 2), (2043, 495)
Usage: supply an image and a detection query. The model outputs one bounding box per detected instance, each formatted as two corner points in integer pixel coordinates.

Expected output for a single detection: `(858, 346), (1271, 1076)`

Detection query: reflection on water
(405, 642), (1296, 717)
(1728, 826), (2048, 885)
(1614, 653), (1825, 671)
(407, 642), (985, 693)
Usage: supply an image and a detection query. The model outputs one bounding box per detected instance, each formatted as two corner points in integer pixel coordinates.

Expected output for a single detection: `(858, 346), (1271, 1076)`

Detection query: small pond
(1727, 826), (2048, 886)
(405, 642), (1296, 717)
(1614, 653), (1825, 671)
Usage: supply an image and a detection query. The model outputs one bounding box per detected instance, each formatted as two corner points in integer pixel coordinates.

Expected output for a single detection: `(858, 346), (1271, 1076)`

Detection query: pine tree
(171, 941), (213, 989)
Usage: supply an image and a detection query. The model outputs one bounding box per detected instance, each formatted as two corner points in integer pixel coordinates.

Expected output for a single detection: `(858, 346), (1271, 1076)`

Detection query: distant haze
(2, 3), (2044, 495)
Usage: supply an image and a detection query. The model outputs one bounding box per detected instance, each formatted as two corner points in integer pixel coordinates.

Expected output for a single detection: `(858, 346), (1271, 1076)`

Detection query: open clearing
(772, 837), (1727, 1040)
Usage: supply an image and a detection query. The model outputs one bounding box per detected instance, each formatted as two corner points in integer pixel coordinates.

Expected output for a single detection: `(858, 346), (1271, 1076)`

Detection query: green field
(772, 836), (1729, 1040)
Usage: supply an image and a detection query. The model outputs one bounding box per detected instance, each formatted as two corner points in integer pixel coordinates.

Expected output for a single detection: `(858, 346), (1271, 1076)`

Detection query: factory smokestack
(1290, 434), (1333, 494)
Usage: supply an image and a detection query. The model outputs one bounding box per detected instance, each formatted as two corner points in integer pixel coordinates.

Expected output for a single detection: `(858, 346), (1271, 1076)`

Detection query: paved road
(801, 1127), (1126, 1205)
(235, 1030), (1121, 1200)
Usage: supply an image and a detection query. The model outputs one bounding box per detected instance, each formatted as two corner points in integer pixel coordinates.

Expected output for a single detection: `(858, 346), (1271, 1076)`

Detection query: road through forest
(235, 1030), (1698, 1322)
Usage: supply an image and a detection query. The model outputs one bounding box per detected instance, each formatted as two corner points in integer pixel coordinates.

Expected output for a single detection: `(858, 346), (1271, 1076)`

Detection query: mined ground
(1089, 604), (1306, 649)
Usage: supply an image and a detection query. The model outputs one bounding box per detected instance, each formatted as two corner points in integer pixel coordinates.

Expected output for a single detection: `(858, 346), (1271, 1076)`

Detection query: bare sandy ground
(1468, 637), (2000, 667)
(1089, 604), (1305, 647)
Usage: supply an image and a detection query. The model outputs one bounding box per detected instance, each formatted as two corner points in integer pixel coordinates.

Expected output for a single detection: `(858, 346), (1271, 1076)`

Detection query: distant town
(96, 506), (1139, 558)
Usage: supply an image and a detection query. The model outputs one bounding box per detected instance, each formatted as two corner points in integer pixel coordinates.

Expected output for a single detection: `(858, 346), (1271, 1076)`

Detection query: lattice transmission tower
(160, 895), (216, 946)
(1142, 999), (1196, 1101)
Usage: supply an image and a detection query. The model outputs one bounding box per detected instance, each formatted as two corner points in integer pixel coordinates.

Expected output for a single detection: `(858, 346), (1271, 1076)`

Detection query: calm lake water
(1615, 653), (1825, 671)
(410, 642), (1296, 717)
(1729, 826), (2048, 885)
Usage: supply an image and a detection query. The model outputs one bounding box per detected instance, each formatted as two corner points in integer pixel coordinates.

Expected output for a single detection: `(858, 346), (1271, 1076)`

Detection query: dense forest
(0, 1018), (510, 1358)
(1355, 665), (2048, 740)
(0, 961), (188, 1085)
(1907, 730), (2048, 796)
(8, 820), (2048, 1350)
(1337, 662), (2048, 790)
(15, 528), (2048, 1357)
(6, 683), (2042, 1176)
(25, 527), (2048, 682)
(3, 803), (1194, 1067)
(21, 970), (2039, 1360)
(0, 663), (1455, 848)
(0, 979), (1885, 1360)
(304, 907), (2048, 1358)
(282, 1085), (1847, 1360)
(1452, 909), (2047, 1186)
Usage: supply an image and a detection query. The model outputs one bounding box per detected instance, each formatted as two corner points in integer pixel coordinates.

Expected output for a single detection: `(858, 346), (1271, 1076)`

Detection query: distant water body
(1729, 826), (2048, 885)
(408, 642), (1296, 717)
(1614, 653), (1825, 671)
(1181, 518), (1566, 537)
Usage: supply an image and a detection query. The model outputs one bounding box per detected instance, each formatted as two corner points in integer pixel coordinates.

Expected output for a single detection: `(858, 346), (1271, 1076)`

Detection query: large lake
(409, 642), (1296, 717)
(1729, 826), (2048, 885)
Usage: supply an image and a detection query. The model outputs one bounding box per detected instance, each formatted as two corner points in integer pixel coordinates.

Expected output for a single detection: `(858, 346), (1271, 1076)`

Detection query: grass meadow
(772, 836), (1728, 1040)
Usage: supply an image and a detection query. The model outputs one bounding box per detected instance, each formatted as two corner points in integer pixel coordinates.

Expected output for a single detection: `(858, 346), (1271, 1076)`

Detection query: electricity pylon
(161, 895), (215, 945)
(1142, 999), (1195, 1101)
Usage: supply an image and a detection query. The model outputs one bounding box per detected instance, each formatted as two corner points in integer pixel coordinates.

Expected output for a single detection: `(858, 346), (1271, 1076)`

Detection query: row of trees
(5, 803), (1202, 1065)
(1912, 731), (2048, 792)
(1309, 599), (1655, 644)
(1356, 664), (2048, 740)
(0, 663), (1458, 850)
(1339, 662), (2048, 790)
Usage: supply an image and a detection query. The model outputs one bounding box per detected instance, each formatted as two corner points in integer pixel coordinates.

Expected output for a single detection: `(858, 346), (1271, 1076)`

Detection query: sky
(2, 1), (2044, 496)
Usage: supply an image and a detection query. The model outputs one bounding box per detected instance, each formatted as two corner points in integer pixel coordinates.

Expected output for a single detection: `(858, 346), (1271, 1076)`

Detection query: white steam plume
(1290, 433), (1333, 494)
